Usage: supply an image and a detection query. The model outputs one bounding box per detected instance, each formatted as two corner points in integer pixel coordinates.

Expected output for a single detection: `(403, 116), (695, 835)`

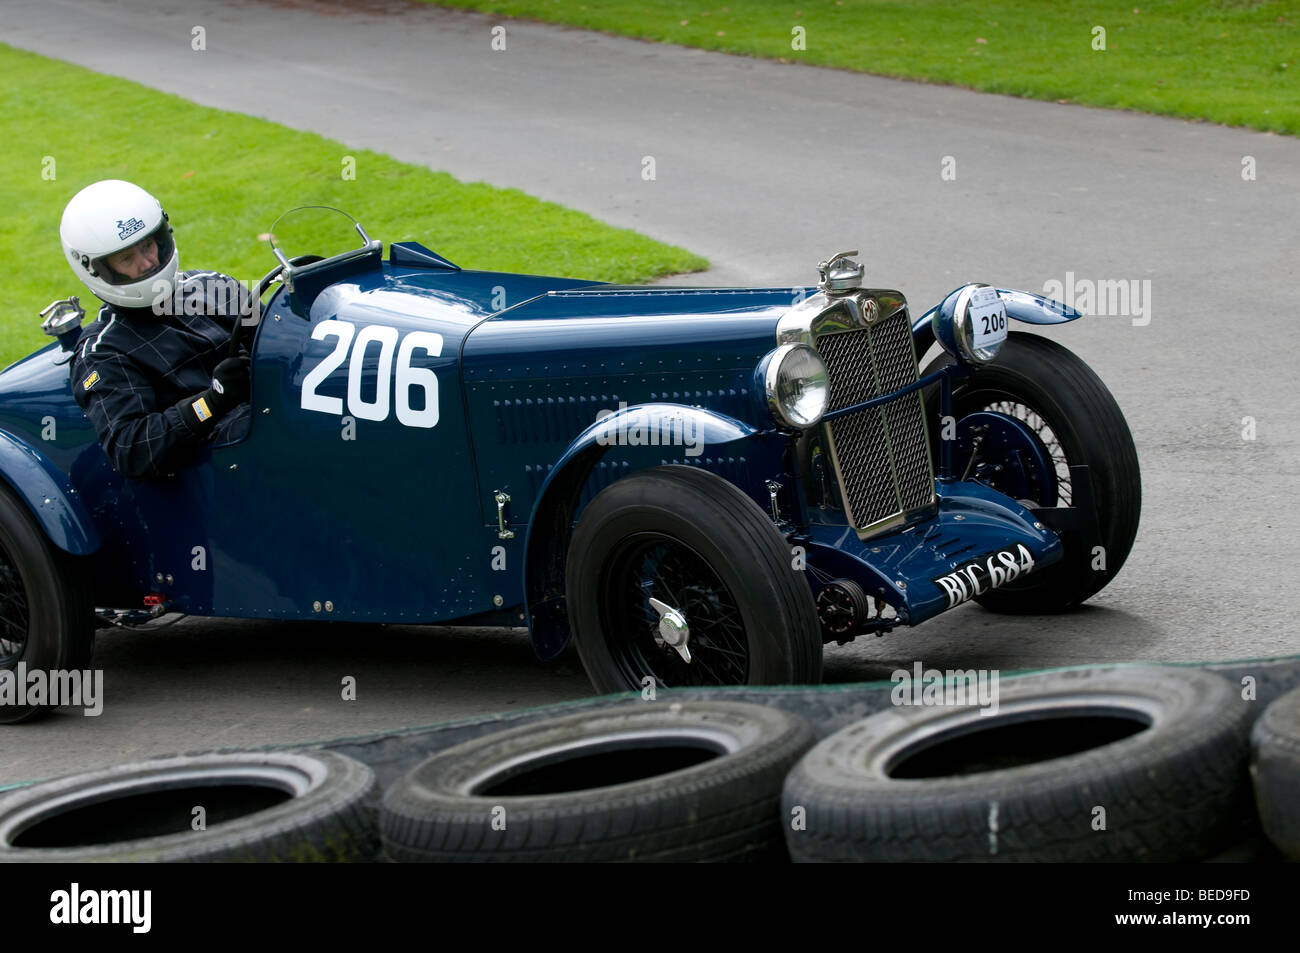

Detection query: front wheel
(922, 332), (1141, 613)
(565, 465), (823, 693)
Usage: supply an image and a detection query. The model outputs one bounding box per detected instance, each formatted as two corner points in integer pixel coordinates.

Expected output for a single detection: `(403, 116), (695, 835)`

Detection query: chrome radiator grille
(816, 309), (935, 535)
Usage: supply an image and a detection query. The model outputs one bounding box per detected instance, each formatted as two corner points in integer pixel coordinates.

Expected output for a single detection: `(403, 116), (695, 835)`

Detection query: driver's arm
(72, 346), (247, 480)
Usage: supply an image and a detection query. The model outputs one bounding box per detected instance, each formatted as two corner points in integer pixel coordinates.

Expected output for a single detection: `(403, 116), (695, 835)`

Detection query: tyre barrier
(0, 750), (379, 862)
(780, 666), (1254, 862)
(1250, 684), (1300, 860)
(0, 658), (1295, 862)
(380, 700), (815, 862)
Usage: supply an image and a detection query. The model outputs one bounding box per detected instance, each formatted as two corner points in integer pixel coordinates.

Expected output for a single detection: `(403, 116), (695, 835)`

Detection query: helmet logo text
(116, 218), (146, 240)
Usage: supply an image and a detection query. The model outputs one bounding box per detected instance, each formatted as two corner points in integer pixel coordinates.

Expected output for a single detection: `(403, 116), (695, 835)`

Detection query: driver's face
(107, 236), (159, 279)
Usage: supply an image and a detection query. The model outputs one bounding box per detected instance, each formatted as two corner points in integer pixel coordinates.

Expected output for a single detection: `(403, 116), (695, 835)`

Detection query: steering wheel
(228, 255), (325, 359)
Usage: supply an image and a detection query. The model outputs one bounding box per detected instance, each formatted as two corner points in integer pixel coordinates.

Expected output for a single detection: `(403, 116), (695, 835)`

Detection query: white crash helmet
(59, 180), (179, 309)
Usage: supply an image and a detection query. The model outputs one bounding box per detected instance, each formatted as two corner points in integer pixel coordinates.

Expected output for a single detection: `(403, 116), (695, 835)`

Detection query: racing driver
(60, 179), (252, 480)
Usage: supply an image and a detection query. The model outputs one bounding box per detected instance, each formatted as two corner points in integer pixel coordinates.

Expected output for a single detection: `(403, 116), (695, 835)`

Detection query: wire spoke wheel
(947, 389), (1071, 599)
(972, 398), (1073, 507)
(0, 549), (29, 666)
(601, 533), (749, 688)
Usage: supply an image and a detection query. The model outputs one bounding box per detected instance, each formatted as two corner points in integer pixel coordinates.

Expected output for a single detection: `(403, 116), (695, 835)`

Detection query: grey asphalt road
(2, 0), (1298, 785)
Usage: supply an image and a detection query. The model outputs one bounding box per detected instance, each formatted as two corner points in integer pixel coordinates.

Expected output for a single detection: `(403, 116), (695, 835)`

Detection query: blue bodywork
(0, 235), (1083, 656)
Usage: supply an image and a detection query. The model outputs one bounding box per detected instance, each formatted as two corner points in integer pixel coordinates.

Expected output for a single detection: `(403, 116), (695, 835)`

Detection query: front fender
(912, 286), (1085, 356)
(522, 403), (769, 661)
(0, 430), (101, 555)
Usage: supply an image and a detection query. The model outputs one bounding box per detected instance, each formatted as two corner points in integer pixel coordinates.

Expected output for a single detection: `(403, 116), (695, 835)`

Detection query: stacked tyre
(779, 666), (1258, 862)
(0, 750), (380, 862)
(380, 701), (815, 862)
(1250, 684), (1300, 860)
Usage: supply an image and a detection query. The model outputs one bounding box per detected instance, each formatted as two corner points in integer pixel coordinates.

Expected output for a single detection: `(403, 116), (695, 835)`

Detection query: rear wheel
(0, 485), (94, 723)
(922, 332), (1141, 612)
(566, 465), (822, 693)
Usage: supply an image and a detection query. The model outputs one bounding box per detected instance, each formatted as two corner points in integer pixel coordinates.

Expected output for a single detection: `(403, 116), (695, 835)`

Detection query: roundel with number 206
(300, 319), (443, 428)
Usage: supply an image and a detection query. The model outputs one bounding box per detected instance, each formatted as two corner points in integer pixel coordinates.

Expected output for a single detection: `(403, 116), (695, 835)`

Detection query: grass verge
(419, 0), (1299, 135)
(0, 43), (706, 368)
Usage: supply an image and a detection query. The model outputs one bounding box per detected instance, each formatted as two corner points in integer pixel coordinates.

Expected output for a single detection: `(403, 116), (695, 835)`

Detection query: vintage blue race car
(0, 208), (1140, 720)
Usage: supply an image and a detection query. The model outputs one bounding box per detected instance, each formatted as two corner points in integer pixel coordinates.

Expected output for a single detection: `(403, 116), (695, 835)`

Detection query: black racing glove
(177, 356), (250, 434)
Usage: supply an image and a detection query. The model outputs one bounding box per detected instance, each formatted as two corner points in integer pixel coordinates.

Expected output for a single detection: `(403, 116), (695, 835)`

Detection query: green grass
(0, 43), (706, 368)
(420, 0), (1299, 134)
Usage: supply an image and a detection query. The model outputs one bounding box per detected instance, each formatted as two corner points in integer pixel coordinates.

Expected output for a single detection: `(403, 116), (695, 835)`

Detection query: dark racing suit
(70, 270), (253, 480)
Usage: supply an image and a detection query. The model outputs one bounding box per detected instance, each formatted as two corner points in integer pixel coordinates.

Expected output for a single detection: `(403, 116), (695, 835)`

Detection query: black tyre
(0, 483), (94, 724)
(566, 465), (822, 693)
(381, 700), (815, 862)
(1250, 684), (1300, 859)
(782, 666), (1253, 862)
(922, 332), (1141, 612)
(0, 750), (379, 862)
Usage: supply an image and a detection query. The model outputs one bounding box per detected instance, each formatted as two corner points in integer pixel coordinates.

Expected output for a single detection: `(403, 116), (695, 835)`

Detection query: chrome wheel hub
(648, 597), (692, 663)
